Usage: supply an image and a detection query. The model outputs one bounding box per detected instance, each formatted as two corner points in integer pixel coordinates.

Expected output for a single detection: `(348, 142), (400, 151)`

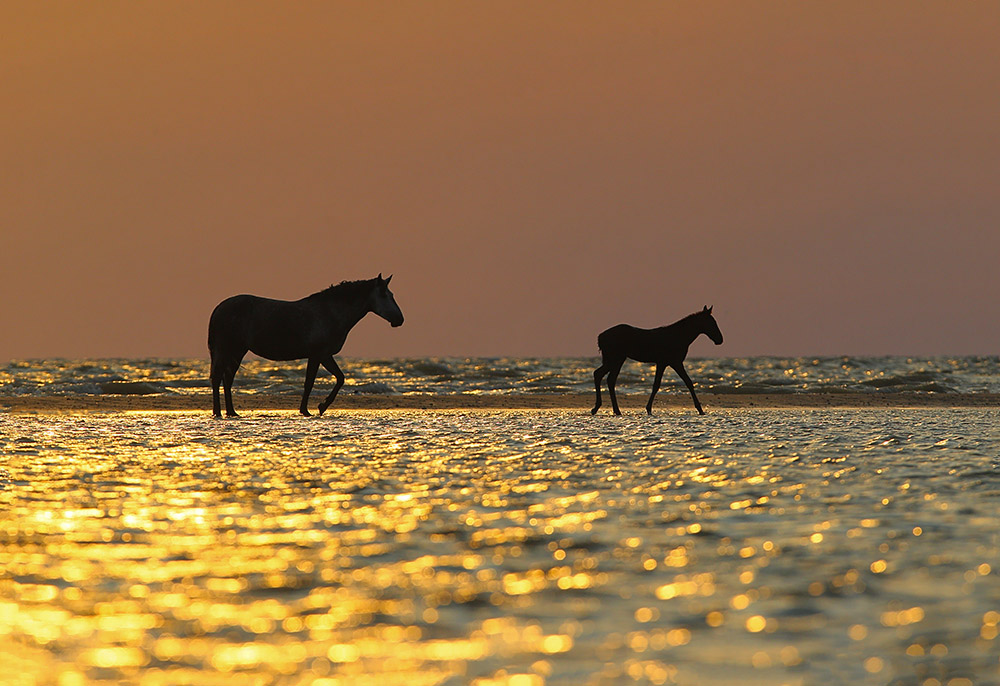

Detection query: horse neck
(316, 286), (374, 327)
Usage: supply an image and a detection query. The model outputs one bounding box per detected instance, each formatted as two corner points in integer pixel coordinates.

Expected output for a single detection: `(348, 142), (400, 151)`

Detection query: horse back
(209, 294), (328, 360)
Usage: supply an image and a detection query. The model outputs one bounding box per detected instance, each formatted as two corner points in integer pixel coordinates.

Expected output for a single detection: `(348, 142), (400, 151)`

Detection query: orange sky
(3, 2), (999, 359)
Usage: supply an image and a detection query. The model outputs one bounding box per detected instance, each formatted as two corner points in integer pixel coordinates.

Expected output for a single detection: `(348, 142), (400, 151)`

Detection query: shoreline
(2, 392), (998, 413)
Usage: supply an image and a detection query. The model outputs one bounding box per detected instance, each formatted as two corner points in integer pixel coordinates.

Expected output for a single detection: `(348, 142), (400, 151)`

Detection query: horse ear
(378, 273), (384, 281)
(385, 274), (392, 285)
(708, 305), (713, 314)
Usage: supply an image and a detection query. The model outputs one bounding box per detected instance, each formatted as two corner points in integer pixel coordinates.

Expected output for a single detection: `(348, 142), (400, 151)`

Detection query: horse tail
(207, 307), (218, 352)
(207, 300), (227, 353)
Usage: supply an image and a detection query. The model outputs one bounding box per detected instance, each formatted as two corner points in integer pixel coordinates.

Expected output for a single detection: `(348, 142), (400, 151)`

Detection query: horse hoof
(300, 409), (312, 417)
(590, 407), (598, 415)
(317, 404), (327, 416)
(226, 412), (240, 419)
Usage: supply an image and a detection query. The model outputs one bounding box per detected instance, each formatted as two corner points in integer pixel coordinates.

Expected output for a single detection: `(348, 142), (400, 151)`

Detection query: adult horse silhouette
(591, 306), (723, 416)
(208, 275), (403, 418)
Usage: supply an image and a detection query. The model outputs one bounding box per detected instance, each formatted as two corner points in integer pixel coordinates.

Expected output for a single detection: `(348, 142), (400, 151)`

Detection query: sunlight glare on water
(1, 408), (999, 685)
(3, 356), (1000, 397)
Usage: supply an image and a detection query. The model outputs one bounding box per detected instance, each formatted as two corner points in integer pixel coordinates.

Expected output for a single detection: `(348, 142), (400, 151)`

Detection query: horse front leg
(646, 363), (666, 415)
(673, 363), (704, 415)
(317, 357), (345, 415)
(300, 358), (320, 416)
(223, 382), (238, 417)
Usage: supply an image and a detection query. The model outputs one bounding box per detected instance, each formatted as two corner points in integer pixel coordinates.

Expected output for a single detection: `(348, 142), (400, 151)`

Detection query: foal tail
(597, 328), (614, 354)
(597, 324), (631, 359)
(596, 330), (612, 361)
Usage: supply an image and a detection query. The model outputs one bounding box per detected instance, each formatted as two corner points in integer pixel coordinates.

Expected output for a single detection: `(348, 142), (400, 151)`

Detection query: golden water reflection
(1, 409), (998, 685)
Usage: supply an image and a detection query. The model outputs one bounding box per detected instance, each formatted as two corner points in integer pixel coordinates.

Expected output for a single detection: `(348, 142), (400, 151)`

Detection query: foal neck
(672, 314), (709, 345)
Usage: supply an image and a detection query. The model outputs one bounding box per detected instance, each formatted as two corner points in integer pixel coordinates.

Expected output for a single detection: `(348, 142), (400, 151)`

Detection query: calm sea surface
(2, 356), (1000, 397)
(2, 359), (999, 685)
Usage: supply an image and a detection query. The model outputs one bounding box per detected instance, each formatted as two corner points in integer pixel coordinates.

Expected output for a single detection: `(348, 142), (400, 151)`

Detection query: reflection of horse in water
(592, 306), (724, 416)
(208, 275), (404, 418)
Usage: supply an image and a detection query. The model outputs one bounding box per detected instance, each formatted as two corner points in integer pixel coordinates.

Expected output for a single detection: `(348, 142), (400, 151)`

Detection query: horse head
(372, 274), (404, 327)
(700, 305), (724, 345)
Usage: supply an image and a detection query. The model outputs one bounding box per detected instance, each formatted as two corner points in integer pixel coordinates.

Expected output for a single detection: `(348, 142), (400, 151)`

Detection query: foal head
(371, 274), (404, 327)
(697, 305), (724, 345)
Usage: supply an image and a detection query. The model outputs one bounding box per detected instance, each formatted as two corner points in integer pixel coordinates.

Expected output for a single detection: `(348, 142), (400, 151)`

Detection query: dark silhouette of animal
(208, 275), (403, 418)
(592, 306), (723, 416)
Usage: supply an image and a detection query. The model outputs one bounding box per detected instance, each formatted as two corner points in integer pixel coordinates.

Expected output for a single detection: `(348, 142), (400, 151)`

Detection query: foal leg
(607, 358), (625, 416)
(317, 357), (346, 415)
(673, 363), (704, 415)
(646, 363), (666, 416)
(300, 358), (321, 416)
(592, 362), (609, 414)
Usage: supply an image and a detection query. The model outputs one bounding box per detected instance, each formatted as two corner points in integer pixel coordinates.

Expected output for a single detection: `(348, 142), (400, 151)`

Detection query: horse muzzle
(391, 317), (404, 328)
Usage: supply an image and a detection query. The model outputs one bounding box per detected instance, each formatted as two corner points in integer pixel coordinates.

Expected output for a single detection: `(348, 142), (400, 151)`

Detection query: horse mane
(680, 309), (708, 323)
(312, 278), (378, 301)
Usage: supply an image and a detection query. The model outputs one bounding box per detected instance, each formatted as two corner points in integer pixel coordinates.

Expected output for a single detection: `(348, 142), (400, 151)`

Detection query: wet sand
(3, 391), (998, 413)
(4, 403), (999, 684)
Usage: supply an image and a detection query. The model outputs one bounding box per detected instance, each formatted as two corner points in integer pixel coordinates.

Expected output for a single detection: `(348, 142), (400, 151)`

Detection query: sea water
(2, 398), (999, 685)
(2, 356), (1000, 398)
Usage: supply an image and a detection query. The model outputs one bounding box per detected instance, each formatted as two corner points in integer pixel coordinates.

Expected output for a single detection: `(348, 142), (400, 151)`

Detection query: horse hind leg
(218, 351), (245, 418)
(607, 358), (625, 416)
(210, 351), (231, 418)
(592, 363), (609, 415)
(223, 378), (237, 417)
(211, 363), (223, 418)
(222, 363), (240, 417)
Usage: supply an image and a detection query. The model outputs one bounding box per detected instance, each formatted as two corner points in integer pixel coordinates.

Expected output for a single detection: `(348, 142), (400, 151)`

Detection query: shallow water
(2, 408), (999, 685)
(3, 355), (1000, 397)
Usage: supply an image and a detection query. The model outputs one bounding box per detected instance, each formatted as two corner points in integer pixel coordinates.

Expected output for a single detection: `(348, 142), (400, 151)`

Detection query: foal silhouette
(208, 275), (403, 418)
(592, 306), (723, 416)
